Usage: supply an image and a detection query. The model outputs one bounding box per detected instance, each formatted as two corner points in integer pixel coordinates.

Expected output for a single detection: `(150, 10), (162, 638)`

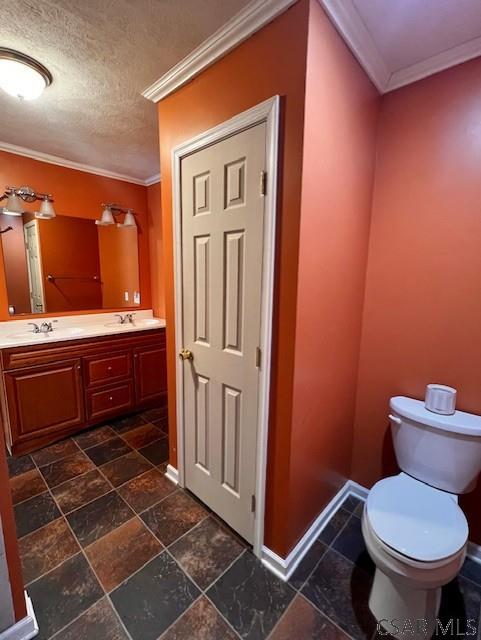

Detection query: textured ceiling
(0, 0), (251, 181)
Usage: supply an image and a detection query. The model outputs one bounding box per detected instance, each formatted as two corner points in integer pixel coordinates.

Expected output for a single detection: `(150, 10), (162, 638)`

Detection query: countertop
(0, 310), (165, 349)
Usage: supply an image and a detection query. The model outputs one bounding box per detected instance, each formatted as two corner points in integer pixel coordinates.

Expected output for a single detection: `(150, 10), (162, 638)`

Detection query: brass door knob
(179, 348), (193, 361)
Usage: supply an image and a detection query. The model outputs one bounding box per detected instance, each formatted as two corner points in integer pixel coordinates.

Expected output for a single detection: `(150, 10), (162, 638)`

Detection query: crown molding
(386, 35), (481, 92)
(144, 173), (161, 186)
(0, 141), (159, 187)
(142, 0), (297, 103)
(318, 0), (390, 93)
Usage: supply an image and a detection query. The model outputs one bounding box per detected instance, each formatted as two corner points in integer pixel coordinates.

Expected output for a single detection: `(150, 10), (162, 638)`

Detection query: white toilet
(362, 395), (481, 638)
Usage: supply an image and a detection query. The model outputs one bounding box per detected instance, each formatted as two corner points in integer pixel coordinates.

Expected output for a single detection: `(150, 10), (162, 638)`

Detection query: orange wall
(0, 215), (30, 314)
(0, 151), (151, 319)
(147, 182), (165, 317)
(352, 57), (481, 542)
(286, 1), (380, 551)
(98, 225), (140, 308)
(37, 216), (102, 312)
(158, 0), (309, 556)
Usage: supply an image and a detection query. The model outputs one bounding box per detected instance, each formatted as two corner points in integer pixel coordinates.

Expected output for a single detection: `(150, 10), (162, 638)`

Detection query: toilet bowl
(363, 473), (467, 638)
(362, 396), (481, 639)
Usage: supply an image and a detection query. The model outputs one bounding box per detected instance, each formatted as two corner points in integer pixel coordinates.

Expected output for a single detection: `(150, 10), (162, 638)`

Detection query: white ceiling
(321, 0), (481, 92)
(0, 0), (250, 183)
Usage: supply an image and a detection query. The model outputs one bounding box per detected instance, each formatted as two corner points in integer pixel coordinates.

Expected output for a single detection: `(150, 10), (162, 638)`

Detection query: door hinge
(260, 170), (267, 196)
(255, 346), (261, 368)
(251, 494), (256, 513)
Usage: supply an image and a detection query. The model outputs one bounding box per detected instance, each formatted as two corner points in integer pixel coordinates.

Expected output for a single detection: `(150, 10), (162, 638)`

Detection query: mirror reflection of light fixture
(121, 209), (137, 228)
(95, 206), (115, 226)
(96, 203), (137, 228)
(0, 186), (56, 219)
(36, 196), (56, 219)
(0, 48), (52, 100)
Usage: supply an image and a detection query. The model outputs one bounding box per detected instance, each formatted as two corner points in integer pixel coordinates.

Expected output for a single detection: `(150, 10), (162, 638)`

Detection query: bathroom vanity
(0, 313), (167, 455)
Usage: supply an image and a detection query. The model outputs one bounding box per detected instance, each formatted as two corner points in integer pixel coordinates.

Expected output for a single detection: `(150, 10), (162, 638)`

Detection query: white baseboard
(0, 592), (38, 640)
(165, 464), (179, 486)
(262, 479), (366, 581)
(467, 542), (481, 565)
(261, 476), (481, 581)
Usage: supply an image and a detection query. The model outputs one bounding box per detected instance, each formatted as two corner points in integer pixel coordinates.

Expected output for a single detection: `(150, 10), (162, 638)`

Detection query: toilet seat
(366, 473), (468, 563)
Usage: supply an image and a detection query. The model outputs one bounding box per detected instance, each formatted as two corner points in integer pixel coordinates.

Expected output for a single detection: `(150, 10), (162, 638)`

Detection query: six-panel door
(180, 123), (267, 543)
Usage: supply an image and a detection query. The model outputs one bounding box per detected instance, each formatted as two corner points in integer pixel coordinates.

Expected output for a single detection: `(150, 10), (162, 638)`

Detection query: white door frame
(171, 96), (280, 557)
(24, 219), (46, 313)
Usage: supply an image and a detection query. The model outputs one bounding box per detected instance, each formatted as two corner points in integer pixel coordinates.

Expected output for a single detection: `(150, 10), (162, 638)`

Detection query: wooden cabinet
(134, 345), (167, 405)
(87, 381), (134, 421)
(5, 360), (84, 447)
(84, 352), (132, 387)
(0, 328), (166, 455)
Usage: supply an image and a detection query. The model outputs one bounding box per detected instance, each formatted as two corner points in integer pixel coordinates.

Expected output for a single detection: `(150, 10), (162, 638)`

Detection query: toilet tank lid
(390, 396), (481, 437)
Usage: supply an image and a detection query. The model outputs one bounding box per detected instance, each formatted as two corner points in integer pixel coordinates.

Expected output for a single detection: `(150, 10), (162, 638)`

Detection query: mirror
(0, 211), (139, 315)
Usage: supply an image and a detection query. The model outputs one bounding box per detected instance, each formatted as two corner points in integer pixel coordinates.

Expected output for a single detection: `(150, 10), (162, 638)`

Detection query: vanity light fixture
(0, 48), (52, 100)
(96, 204), (137, 228)
(0, 186), (56, 218)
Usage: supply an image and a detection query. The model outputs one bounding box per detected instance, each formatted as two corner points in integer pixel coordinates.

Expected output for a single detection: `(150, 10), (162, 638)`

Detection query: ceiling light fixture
(96, 203), (137, 228)
(0, 186), (56, 218)
(0, 48), (52, 100)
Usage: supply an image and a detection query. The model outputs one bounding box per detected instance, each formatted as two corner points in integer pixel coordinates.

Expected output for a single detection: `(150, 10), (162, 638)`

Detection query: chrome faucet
(27, 320), (57, 334)
(39, 321), (57, 333)
(115, 313), (135, 325)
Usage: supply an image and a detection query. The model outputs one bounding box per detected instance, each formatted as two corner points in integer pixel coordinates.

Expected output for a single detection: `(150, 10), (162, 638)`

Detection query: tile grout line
(16, 416), (257, 640)
(163, 545), (245, 640)
(297, 590), (359, 640)
(136, 509), (246, 639)
(10, 418), (166, 505)
(28, 454), (135, 640)
(23, 414), (160, 471)
(12, 412), (168, 639)
(329, 509), (359, 550)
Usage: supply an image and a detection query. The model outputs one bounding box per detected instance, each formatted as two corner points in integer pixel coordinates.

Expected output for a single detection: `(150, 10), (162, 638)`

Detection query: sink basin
(104, 318), (162, 329)
(8, 327), (86, 341)
(8, 332), (49, 341)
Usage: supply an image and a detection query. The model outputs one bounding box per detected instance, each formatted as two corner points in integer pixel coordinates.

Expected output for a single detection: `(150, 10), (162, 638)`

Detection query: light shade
(2, 192), (24, 216)
(95, 206), (115, 226)
(0, 54), (50, 100)
(35, 197), (56, 219)
(121, 210), (137, 228)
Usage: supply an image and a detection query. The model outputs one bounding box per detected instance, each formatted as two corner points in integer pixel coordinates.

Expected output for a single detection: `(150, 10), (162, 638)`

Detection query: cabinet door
(5, 359), (84, 443)
(134, 346), (167, 405)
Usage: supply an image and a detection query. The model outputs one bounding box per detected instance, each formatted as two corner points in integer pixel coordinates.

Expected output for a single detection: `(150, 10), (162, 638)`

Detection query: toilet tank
(389, 396), (481, 494)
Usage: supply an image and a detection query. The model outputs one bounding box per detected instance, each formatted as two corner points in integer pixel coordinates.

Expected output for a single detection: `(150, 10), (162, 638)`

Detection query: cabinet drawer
(84, 352), (132, 387)
(87, 381), (133, 420)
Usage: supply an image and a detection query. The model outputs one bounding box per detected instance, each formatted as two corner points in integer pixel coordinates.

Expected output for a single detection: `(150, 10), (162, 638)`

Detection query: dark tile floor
(9, 423), (481, 640)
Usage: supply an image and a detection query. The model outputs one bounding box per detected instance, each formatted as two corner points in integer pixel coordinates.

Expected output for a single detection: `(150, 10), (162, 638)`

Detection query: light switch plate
(134, 291), (140, 304)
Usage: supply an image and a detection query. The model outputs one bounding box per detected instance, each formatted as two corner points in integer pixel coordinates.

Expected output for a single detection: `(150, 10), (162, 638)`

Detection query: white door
(24, 221), (45, 314)
(181, 123), (267, 543)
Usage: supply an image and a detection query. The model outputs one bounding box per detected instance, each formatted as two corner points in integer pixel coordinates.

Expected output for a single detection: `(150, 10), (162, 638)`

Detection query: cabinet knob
(109, 396), (113, 401)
